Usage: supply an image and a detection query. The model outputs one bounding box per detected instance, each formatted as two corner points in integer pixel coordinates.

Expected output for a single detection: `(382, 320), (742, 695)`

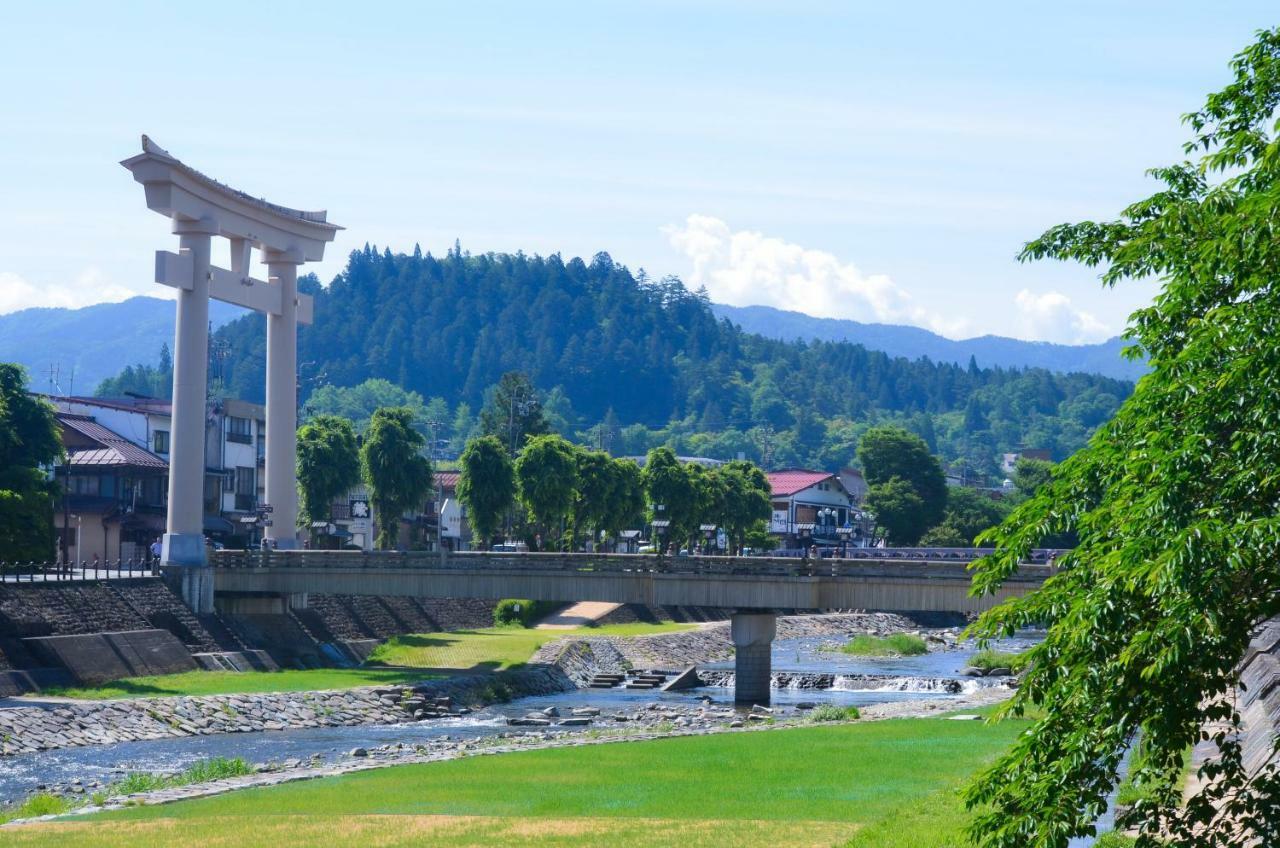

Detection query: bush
(969, 649), (1032, 674)
(808, 704), (861, 723)
(1093, 833), (1136, 847)
(839, 633), (928, 657)
(180, 756), (253, 783)
(0, 792), (73, 823)
(116, 757), (253, 796)
(493, 599), (559, 627)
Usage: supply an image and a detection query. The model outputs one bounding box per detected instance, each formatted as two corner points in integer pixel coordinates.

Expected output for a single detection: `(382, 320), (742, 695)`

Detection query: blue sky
(0, 2), (1273, 343)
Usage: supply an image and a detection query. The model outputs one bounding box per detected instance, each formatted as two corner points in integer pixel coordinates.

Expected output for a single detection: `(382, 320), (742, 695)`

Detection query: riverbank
(2, 691), (1018, 845)
(0, 667), (575, 757)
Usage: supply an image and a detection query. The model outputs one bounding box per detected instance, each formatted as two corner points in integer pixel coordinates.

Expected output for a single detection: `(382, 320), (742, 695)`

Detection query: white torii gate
(121, 136), (341, 606)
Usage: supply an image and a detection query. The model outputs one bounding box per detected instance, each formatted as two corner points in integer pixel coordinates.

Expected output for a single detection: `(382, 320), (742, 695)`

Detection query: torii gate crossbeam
(121, 136), (341, 611)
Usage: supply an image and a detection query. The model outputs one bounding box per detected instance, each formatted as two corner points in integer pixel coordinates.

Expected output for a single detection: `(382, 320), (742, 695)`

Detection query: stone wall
(1238, 617), (1280, 779)
(0, 580), (237, 670)
(300, 595), (498, 641)
(0, 666), (574, 757)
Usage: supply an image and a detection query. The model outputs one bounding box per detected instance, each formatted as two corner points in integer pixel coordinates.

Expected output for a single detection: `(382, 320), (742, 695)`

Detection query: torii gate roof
(121, 135), (342, 261)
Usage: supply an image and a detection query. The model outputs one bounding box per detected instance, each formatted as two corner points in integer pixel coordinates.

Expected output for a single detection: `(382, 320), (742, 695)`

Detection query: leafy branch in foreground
(964, 27), (1280, 848)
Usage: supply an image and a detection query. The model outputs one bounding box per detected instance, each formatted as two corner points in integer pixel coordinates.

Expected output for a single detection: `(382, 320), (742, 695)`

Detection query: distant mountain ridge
(0, 296), (244, 393)
(711, 303), (1146, 382)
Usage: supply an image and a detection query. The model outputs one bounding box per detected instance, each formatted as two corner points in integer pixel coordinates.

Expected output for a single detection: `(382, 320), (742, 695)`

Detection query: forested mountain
(713, 304), (1146, 382)
(155, 245), (1131, 477)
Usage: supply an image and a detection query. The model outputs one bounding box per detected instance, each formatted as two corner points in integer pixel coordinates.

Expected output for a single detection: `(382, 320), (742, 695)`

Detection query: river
(0, 632), (1038, 804)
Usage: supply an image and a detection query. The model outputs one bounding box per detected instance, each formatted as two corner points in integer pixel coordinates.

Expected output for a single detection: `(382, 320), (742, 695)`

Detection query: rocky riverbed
(0, 667), (574, 757)
(4, 684), (1015, 825)
(534, 611), (961, 683)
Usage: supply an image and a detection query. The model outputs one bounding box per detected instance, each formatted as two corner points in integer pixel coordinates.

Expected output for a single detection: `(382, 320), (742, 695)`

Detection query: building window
(227, 416), (252, 444)
(69, 475), (99, 496)
(256, 420), (266, 460)
(234, 466), (256, 511)
(153, 430), (169, 454)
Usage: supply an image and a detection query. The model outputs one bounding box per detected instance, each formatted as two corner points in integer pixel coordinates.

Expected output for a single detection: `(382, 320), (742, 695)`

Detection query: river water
(0, 632), (1042, 803)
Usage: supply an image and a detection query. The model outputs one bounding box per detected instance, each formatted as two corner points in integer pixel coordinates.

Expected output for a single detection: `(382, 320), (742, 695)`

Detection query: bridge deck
(210, 551), (1048, 614)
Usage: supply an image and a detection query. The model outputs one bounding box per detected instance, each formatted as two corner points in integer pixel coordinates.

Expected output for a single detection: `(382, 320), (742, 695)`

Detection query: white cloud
(0, 268), (150, 316)
(664, 214), (971, 337)
(1012, 289), (1112, 344)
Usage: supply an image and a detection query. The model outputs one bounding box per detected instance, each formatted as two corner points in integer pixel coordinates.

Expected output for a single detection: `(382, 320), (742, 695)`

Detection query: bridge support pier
(731, 611), (776, 705)
(165, 565), (215, 615)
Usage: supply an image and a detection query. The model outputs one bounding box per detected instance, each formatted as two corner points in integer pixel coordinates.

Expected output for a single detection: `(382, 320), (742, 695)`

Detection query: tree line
(97, 246), (1132, 480)
(298, 408), (774, 553)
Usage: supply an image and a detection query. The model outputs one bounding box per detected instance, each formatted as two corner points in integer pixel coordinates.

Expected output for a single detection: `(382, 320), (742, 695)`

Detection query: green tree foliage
(174, 249), (1128, 473)
(305, 379), (428, 434)
(513, 434), (577, 548)
(715, 460), (772, 553)
(864, 477), (928, 545)
(930, 487), (1010, 547)
(570, 446), (613, 548)
(457, 435), (514, 548)
(640, 447), (701, 547)
(95, 343), (173, 398)
(479, 371), (550, 455)
(360, 407), (432, 549)
(0, 364), (62, 560)
(296, 415), (360, 530)
(602, 457), (646, 540)
(859, 426), (948, 512)
(966, 30), (1280, 847)
(1012, 456), (1054, 498)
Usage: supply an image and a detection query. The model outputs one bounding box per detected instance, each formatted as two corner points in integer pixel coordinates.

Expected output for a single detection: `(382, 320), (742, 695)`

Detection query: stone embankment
(533, 611), (958, 683)
(0, 667), (573, 757)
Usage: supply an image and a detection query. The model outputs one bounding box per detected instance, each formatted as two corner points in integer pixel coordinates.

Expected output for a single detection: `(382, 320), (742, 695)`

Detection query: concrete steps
(623, 671), (669, 690)
(588, 673), (625, 689)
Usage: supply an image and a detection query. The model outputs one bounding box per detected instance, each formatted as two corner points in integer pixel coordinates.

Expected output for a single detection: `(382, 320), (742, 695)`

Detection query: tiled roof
(766, 469), (835, 497)
(435, 471), (461, 492)
(58, 414), (168, 470)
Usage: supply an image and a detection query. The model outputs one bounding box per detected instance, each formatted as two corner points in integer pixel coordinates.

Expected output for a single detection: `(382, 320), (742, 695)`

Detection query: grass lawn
(36, 622), (694, 700)
(837, 633), (929, 657)
(40, 667), (445, 700)
(365, 622), (697, 672)
(4, 716), (1029, 847)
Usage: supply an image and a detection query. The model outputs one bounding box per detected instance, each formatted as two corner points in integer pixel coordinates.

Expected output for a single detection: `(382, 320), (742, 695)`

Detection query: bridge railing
(210, 549), (1052, 583)
(0, 558), (159, 583)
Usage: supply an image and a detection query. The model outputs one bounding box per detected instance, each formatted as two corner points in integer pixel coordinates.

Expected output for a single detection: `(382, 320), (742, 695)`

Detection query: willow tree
(966, 29), (1280, 848)
(361, 406), (432, 550)
(457, 435), (514, 549)
(296, 414), (360, 531)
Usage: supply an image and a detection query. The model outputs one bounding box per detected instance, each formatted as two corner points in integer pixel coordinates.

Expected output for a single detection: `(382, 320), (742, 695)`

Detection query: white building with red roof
(766, 468), (867, 547)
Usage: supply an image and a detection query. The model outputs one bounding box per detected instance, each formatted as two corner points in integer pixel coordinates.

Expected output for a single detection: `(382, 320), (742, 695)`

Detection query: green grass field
(38, 622), (694, 699)
(365, 622), (697, 672)
(4, 716), (1028, 847)
(41, 667), (445, 699)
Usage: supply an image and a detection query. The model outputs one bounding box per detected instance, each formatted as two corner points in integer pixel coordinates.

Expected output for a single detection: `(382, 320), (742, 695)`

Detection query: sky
(0, 1), (1274, 344)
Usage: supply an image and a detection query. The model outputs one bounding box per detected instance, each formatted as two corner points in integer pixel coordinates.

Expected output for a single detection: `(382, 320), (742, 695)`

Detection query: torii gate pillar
(121, 137), (341, 609)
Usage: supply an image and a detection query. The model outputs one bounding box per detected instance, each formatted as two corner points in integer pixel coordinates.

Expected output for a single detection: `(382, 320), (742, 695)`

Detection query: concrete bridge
(205, 550), (1050, 704)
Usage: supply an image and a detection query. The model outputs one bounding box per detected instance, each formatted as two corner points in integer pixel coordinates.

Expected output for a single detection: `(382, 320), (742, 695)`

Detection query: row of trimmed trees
(297, 408), (431, 550)
(297, 408), (774, 553)
(459, 437), (772, 552)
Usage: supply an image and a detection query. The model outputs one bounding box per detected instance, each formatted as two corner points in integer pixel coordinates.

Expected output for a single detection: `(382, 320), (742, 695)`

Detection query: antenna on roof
(47, 363), (61, 395)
